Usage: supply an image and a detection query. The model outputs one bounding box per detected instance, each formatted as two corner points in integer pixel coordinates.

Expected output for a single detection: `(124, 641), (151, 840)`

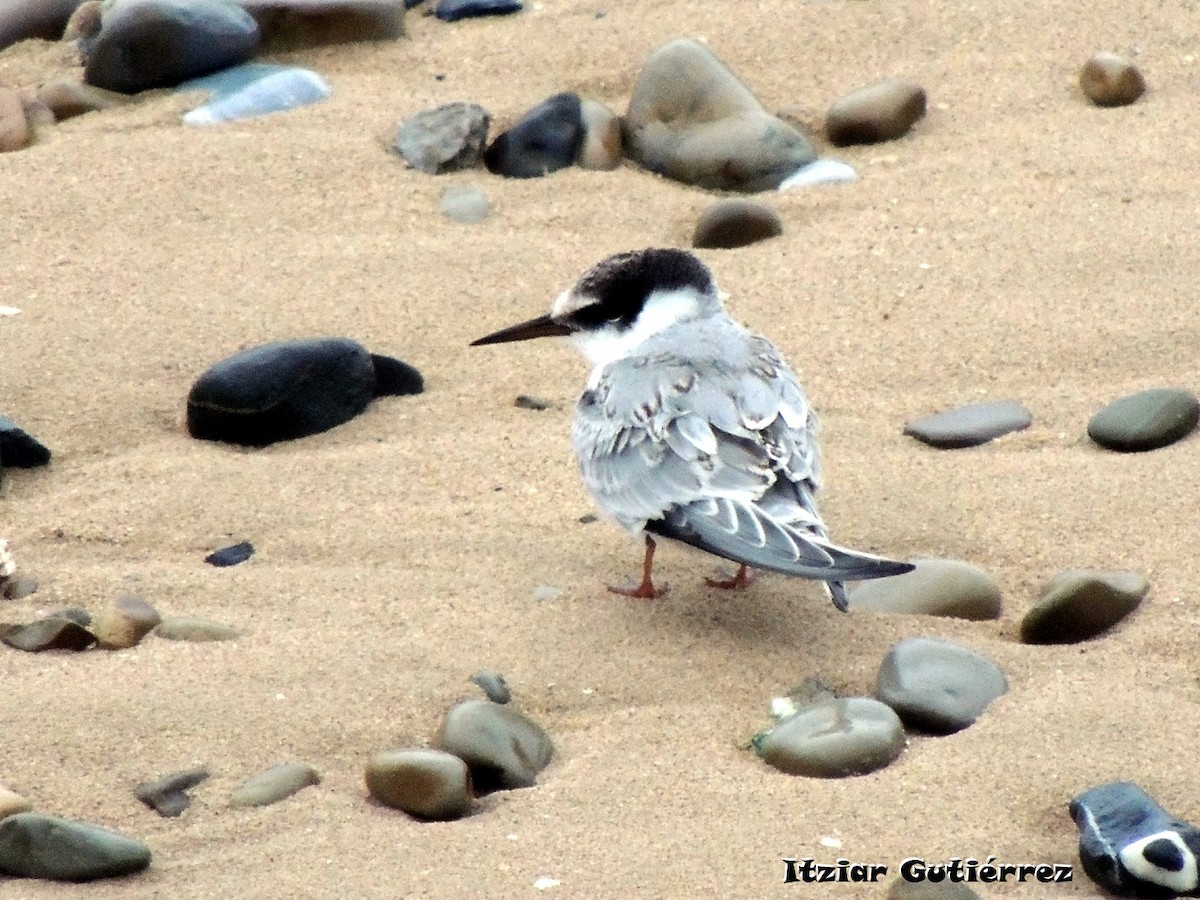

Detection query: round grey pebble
(230, 762), (320, 807)
(757, 697), (905, 778)
(1080, 52), (1146, 107)
(433, 698), (553, 791)
(470, 670), (511, 704)
(0, 813), (151, 881)
(876, 637), (1008, 734)
(1087, 388), (1199, 452)
(1020, 569), (1147, 644)
(439, 184), (490, 224)
(903, 399), (1032, 449)
(825, 77), (927, 146)
(365, 748), (473, 820)
(848, 558), (1001, 620)
(692, 199), (783, 250)
(394, 102), (491, 174)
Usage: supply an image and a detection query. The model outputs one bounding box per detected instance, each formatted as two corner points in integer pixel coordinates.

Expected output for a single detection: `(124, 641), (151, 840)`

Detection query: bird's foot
(704, 564), (756, 590)
(606, 578), (668, 600)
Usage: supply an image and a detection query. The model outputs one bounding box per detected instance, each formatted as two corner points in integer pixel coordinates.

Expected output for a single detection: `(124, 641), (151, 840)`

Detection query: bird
(470, 248), (913, 611)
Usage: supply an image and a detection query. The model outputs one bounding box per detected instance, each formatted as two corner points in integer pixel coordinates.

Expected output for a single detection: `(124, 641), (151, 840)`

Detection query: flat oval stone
(623, 38), (816, 192)
(1087, 388), (1199, 452)
(485, 92), (584, 179)
(181, 64), (330, 124)
(439, 184), (490, 224)
(81, 0), (261, 94)
(757, 697), (905, 778)
(187, 337), (377, 446)
(394, 102), (491, 174)
(1080, 52), (1146, 107)
(848, 558), (1002, 620)
(135, 767), (210, 817)
(205, 541), (254, 567)
(1070, 781), (1200, 896)
(692, 199), (783, 250)
(903, 400), (1032, 449)
(230, 762), (320, 807)
(826, 77), (927, 146)
(154, 615), (241, 641)
(435, 0), (521, 22)
(0, 813), (151, 881)
(1020, 569), (1147, 644)
(576, 99), (621, 170)
(365, 748), (473, 820)
(433, 699), (553, 792)
(0, 618), (95, 652)
(91, 594), (162, 650)
(0, 415), (51, 467)
(876, 637), (1007, 734)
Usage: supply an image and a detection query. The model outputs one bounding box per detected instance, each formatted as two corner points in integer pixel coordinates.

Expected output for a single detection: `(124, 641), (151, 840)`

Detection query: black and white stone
(1070, 781), (1200, 897)
(903, 400), (1032, 449)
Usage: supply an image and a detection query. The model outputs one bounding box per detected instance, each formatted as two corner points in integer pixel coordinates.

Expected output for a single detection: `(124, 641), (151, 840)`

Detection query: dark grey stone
(187, 338), (378, 446)
(135, 767), (210, 817)
(875, 637), (1007, 734)
(848, 558), (1002, 620)
(756, 697), (905, 778)
(435, 0), (521, 22)
(0, 618), (95, 652)
(0, 813), (151, 881)
(470, 670), (511, 704)
(205, 541), (254, 567)
(903, 400), (1032, 449)
(1070, 781), (1200, 897)
(0, 415), (51, 467)
(433, 698), (553, 792)
(81, 0), (261, 94)
(393, 102), (491, 174)
(1087, 388), (1200, 452)
(1021, 569), (1147, 644)
(484, 92), (584, 179)
(370, 354), (424, 397)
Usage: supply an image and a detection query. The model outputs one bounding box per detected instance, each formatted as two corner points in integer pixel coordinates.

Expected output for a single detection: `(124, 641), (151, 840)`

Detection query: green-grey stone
(135, 767), (210, 818)
(433, 699), (553, 792)
(365, 748), (473, 820)
(0, 813), (150, 881)
(1021, 570), (1148, 644)
(153, 616), (241, 642)
(757, 697), (905, 778)
(876, 637), (1008, 734)
(0, 618), (95, 652)
(903, 399), (1031, 449)
(1087, 388), (1200, 452)
(848, 558), (1001, 620)
(230, 762), (320, 807)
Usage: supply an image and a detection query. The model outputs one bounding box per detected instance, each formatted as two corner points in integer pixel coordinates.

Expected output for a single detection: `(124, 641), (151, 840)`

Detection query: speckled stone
(825, 77), (927, 146)
(848, 558), (1001, 620)
(1020, 569), (1147, 644)
(0, 813), (151, 881)
(393, 102), (491, 174)
(230, 762), (320, 807)
(876, 637), (1008, 734)
(757, 697), (905, 778)
(904, 399), (1032, 449)
(1071, 781), (1200, 897)
(1087, 388), (1199, 452)
(365, 748), (473, 820)
(692, 199), (783, 250)
(1080, 53), (1146, 107)
(433, 699), (553, 792)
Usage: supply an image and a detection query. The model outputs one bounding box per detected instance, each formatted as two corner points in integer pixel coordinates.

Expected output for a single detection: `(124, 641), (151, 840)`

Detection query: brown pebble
(693, 199), (783, 250)
(576, 99), (622, 170)
(63, 1), (104, 42)
(38, 80), (131, 121)
(0, 89), (30, 154)
(825, 77), (927, 146)
(1080, 52), (1146, 107)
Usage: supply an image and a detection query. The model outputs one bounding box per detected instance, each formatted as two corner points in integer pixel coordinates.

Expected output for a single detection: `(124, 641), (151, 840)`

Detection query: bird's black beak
(469, 313), (573, 347)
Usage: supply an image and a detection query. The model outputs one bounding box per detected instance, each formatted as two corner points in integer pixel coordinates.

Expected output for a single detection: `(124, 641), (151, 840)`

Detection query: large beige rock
(623, 39), (815, 192)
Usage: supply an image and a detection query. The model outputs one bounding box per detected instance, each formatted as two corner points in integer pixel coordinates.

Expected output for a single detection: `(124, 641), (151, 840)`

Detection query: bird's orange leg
(704, 563), (757, 590)
(607, 535), (668, 599)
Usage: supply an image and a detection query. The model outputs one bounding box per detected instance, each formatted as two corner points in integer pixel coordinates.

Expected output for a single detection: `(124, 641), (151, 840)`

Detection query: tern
(471, 248), (913, 610)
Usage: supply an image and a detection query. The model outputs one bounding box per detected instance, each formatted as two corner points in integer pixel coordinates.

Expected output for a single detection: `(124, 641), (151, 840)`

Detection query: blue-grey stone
(875, 637), (1007, 734)
(435, 0), (521, 22)
(1087, 388), (1200, 452)
(0, 813), (151, 881)
(433, 699), (553, 792)
(903, 400), (1032, 449)
(181, 63), (330, 124)
(1070, 781), (1200, 897)
(135, 767), (210, 818)
(0, 415), (51, 467)
(204, 541), (254, 567)
(81, 0), (261, 94)
(484, 92), (583, 179)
